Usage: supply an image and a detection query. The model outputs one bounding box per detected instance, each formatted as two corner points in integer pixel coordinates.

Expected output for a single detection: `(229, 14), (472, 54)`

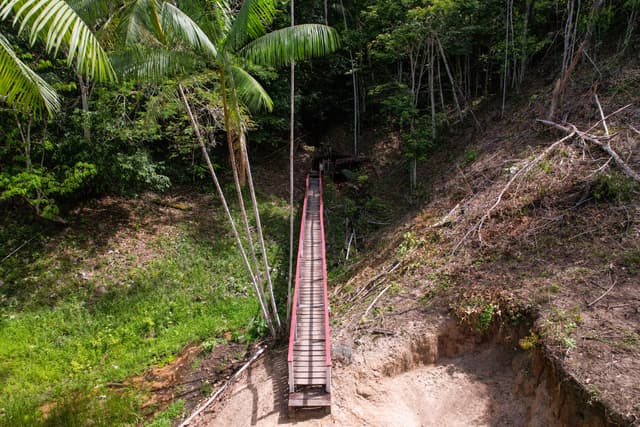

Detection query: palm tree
(0, 0), (115, 117)
(121, 0), (339, 334)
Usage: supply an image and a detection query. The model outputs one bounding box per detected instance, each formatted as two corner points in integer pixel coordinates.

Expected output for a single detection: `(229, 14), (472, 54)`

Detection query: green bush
(592, 171), (637, 203)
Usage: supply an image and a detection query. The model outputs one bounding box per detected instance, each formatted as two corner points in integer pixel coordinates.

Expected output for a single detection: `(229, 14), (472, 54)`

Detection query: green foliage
(541, 306), (583, 352)
(621, 249), (640, 274)
(398, 231), (425, 257)
(110, 151), (171, 195)
(519, 332), (539, 350)
(403, 117), (434, 163)
(0, 212), (278, 424)
(146, 400), (185, 427)
(0, 162), (96, 218)
(0, 0), (115, 117)
(592, 171), (637, 203)
(587, 385), (600, 406)
(477, 303), (495, 331)
(462, 148), (478, 166)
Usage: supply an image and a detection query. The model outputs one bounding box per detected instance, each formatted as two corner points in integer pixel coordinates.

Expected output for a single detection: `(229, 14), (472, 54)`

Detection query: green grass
(0, 194), (290, 425)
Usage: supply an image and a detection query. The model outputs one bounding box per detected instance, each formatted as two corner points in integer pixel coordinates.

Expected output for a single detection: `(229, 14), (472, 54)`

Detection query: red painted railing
(288, 176), (309, 365)
(319, 175), (331, 369)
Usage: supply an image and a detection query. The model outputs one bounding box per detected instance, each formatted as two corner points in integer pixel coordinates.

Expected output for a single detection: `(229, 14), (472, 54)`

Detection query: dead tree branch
(452, 132), (575, 253)
(538, 120), (640, 182)
(179, 346), (266, 426)
(363, 284), (392, 318)
(588, 274), (617, 307)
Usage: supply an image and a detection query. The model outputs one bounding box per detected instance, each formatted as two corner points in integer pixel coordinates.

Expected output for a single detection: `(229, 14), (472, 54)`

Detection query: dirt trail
(190, 342), (527, 426)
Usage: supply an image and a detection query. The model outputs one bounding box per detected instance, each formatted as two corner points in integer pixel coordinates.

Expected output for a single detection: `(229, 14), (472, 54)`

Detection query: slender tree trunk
(518, 0), (533, 87)
(435, 34), (464, 123)
(429, 38), (436, 139)
(501, 0), (512, 117)
(223, 67), (282, 330)
(620, 7), (637, 55)
(323, 0), (328, 25)
(219, 71), (262, 283)
(178, 83), (274, 337)
(437, 56), (449, 128)
(340, 0), (358, 155)
(287, 0), (295, 327)
(548, 0), (602, 120)
(15, 114), (32, 170)
(79, 74), (91, 140)
(238, 131), (281, 330)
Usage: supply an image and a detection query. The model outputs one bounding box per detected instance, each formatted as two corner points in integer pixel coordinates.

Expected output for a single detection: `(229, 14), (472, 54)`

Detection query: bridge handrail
(288, 175), (310, 364)
(319, 175), (331, 367)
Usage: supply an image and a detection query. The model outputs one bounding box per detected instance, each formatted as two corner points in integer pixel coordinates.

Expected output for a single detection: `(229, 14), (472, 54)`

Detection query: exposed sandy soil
(190, 331), (528, 427)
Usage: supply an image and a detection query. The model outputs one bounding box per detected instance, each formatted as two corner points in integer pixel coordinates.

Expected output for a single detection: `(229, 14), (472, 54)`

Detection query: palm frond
(159, 1), (217, 58)
(123, 0), (217, 59)
(225, 0), (275, 50)
(228, 63), (272, 112)
(0, 0), (116, 82)
(176, 0), (225, 46)
(113, 45), (200, 82)
(66, 0), (114, 24)
(0, 33), (59, 116)
(241, 23), (340, 68)
(123, 0), (164, 45)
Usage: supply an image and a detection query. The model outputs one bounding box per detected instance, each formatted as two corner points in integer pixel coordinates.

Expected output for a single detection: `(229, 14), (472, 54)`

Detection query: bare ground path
(189, 342), (527, 426)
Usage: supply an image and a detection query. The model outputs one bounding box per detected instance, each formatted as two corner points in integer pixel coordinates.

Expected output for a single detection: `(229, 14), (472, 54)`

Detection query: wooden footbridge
(288, 173), (332, 413)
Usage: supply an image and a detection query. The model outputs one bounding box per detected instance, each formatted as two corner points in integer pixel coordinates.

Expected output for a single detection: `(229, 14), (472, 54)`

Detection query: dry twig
(179, 346), (266, 426)
(588, 275), (617, 307)
(363, 284), (392, 318)
(0, 237), (36, 264)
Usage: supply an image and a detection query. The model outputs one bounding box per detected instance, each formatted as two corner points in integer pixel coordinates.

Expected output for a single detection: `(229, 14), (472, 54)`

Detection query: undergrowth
(0, 194), (289, 425)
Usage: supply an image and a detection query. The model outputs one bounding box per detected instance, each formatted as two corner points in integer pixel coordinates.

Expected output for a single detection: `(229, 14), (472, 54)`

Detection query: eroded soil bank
(186, 318), (625, 426)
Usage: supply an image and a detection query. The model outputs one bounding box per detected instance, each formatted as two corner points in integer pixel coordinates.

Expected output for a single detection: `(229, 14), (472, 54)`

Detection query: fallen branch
(343, 260), (400, 303)
(593, 91), (609, 136)
(363, 283), (392, 318)
(0, 237), (36, 264)
(179, 346), (266, 427)
(476, 131), (575, 244)
(371, 328), (396, 336)
(538, 119), (640, 182)
(432, 202), (462, 228)
(588, 277), (617, 307)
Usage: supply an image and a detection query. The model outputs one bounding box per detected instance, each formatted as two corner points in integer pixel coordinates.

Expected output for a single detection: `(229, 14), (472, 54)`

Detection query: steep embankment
(199, 58), (639, 426)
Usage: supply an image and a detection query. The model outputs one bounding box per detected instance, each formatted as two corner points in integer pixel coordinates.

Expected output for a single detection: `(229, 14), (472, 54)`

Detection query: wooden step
(288, 391), (331, 407)
(295, 377), (327, 386)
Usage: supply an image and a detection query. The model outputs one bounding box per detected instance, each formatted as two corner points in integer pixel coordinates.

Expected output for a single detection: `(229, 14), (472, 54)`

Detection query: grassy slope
(0, 190), (289, 425)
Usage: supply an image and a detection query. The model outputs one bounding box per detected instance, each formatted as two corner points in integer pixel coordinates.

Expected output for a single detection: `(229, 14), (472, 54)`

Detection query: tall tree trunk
(178, 83), (274, 337)
(224, 68), (282, 331)
(287, 0), (295, 327)
(518, 0), (533, 88)
(220, 71), (262, 283)
(501, 0), (512, 117)
(79, 74), (91, 140)
(619, 6), (637, 55)
(429, 38), (436, 139)
(239, 129), (282, 330)
(323, 0), (328, 25)
(435, 34), (464, 123)
(340, 0), (358, 155)
(437, 56), (449, 128)
(548, 0), (602, 120)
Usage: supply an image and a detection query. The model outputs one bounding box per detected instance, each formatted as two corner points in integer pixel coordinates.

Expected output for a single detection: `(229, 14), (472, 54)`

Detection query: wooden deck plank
(289, 176), (330, 408)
